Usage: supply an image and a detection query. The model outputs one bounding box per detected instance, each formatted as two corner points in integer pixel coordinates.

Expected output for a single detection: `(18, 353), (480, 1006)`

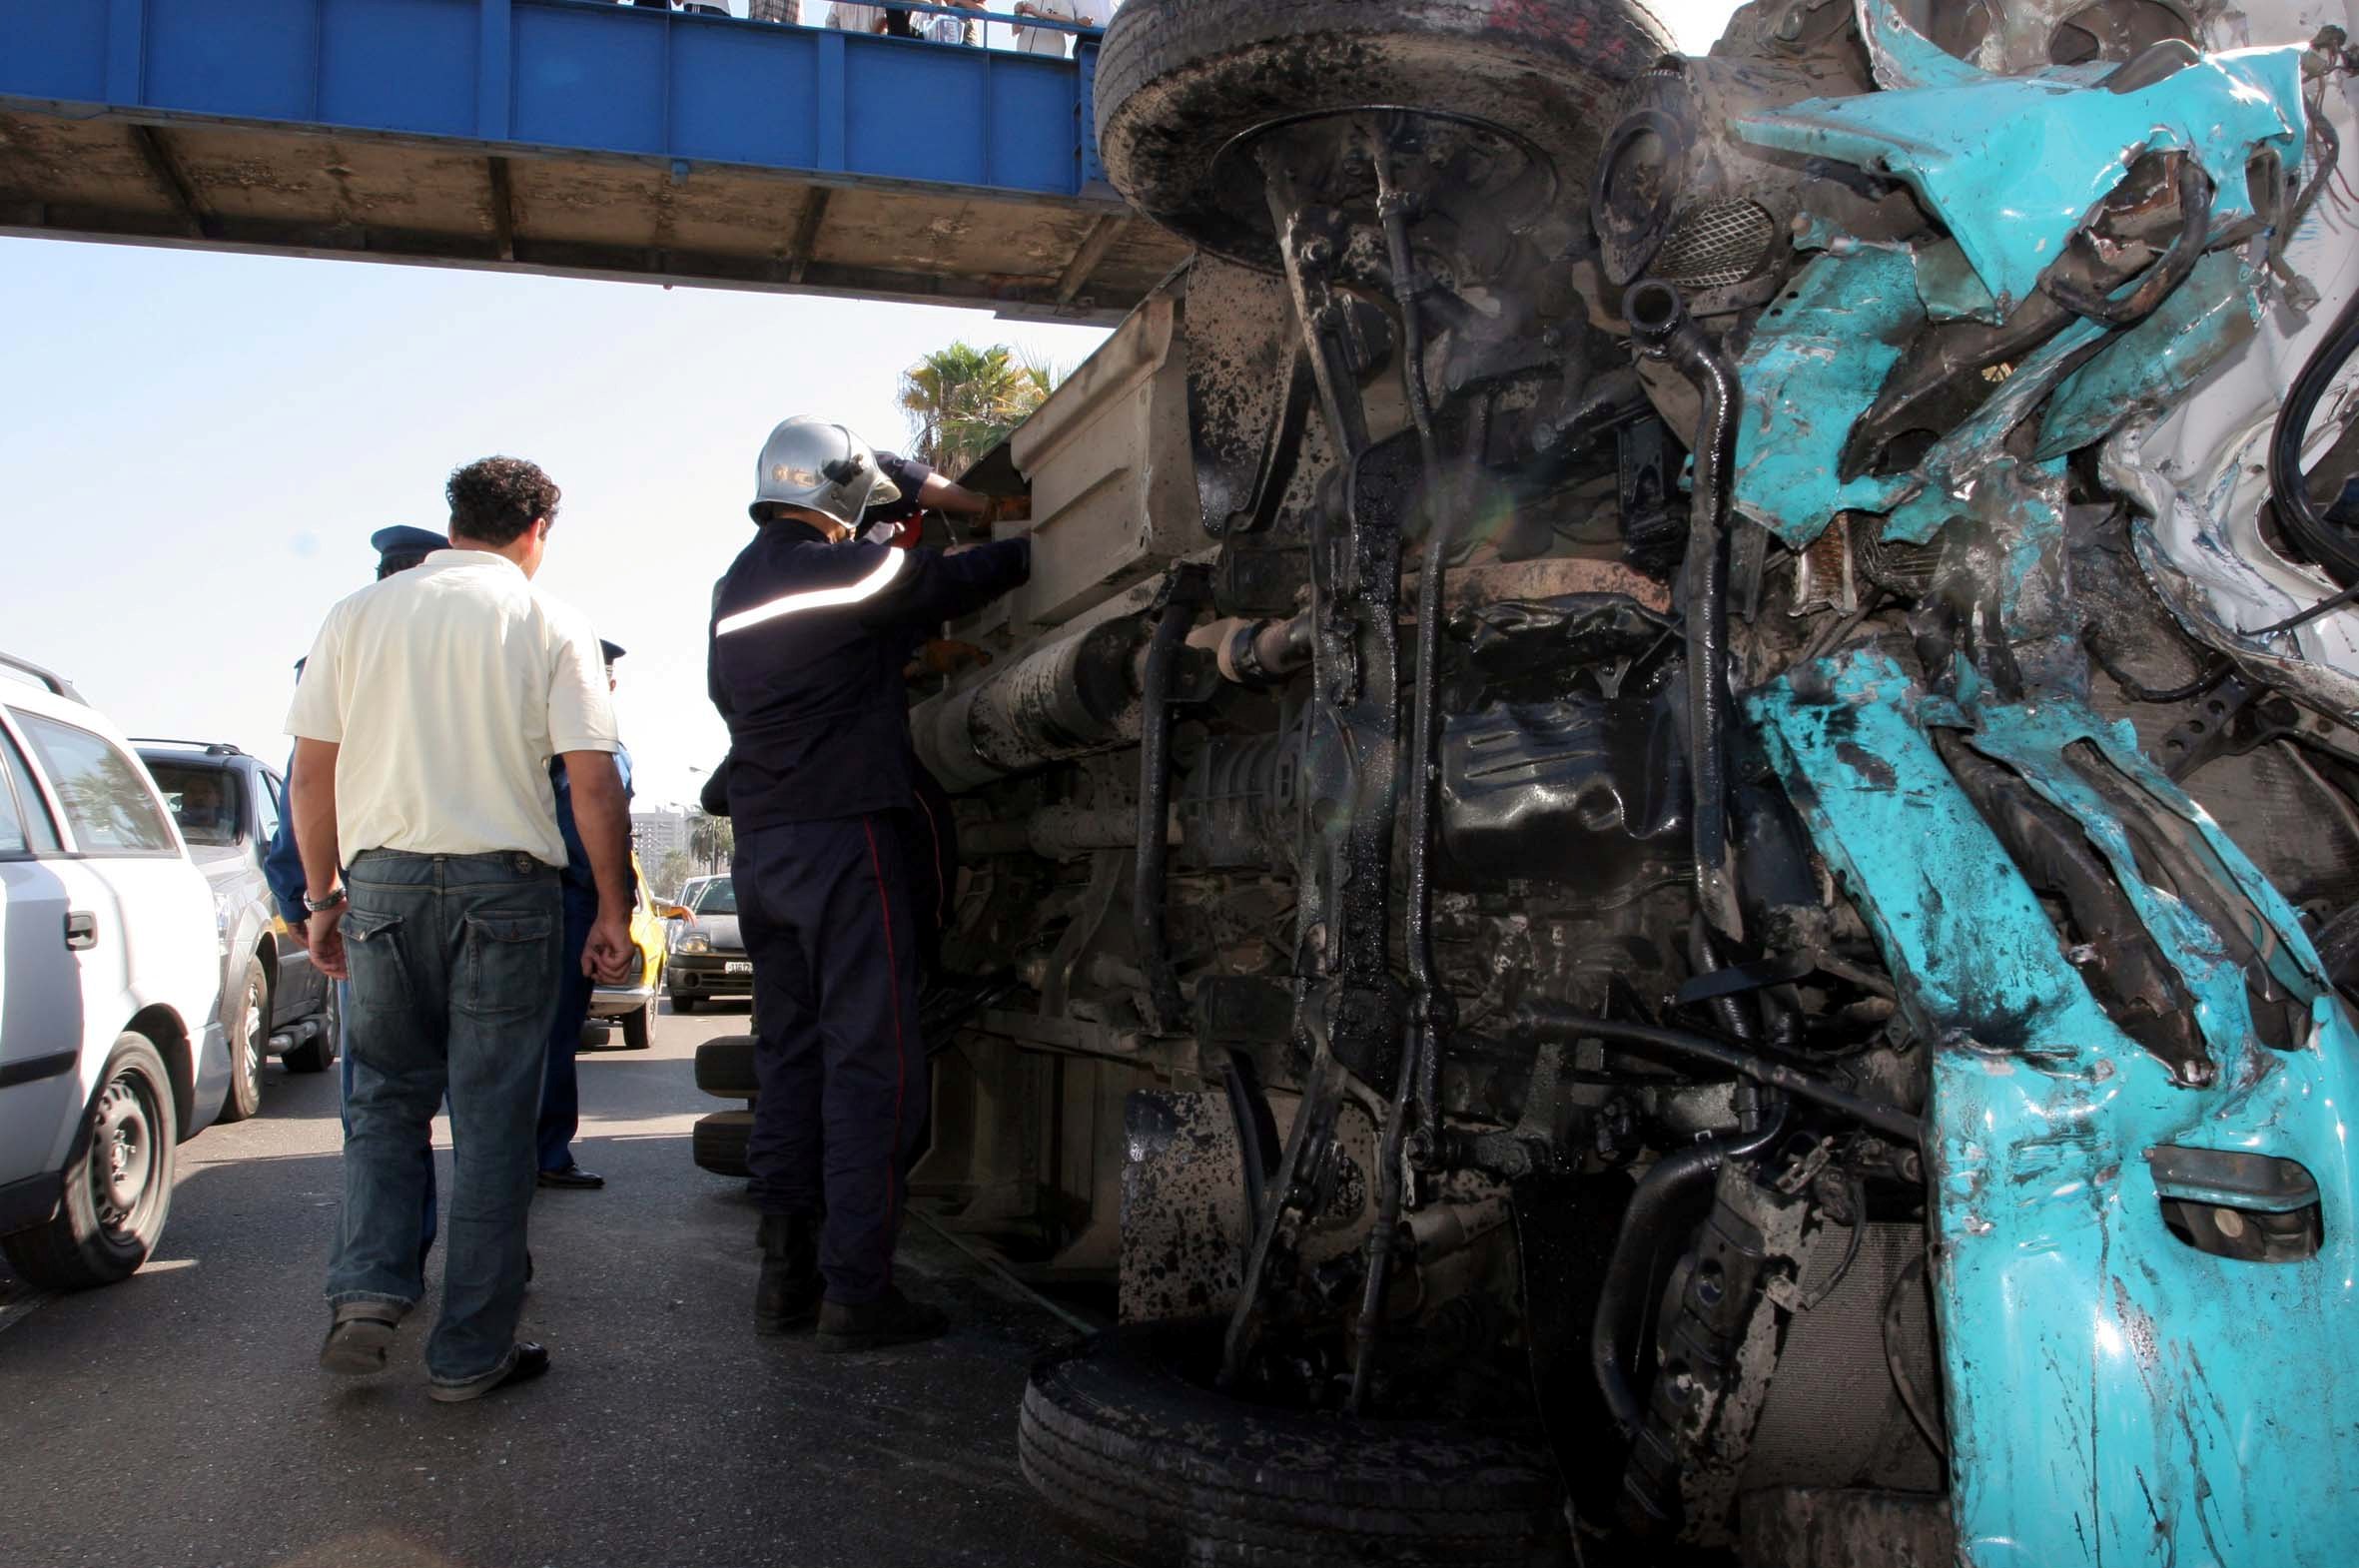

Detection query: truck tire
(693, 1110), (753, 1177)
(671, 993), (699, 1015)
(217, 956), (268, 1124)
(1020, 1320), (1568, 1565)
(3, 1034), (178, 1290)
(1095, 0), (1677, 268)
(694, 1036), (761, 1099)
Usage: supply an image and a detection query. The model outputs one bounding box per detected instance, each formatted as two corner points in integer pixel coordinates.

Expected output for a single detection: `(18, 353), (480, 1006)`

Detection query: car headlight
(676, 933), (711, 954)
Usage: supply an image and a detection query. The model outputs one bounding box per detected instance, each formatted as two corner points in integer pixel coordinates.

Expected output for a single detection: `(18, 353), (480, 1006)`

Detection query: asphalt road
(0, 1004), (1086, 1568)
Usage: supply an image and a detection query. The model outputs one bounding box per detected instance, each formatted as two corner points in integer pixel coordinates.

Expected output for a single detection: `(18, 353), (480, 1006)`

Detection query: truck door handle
(64, 912), (97, 951)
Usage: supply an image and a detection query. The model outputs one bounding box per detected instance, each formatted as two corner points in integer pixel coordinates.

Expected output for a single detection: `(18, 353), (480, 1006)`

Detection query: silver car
(136, 742), (337, 1123)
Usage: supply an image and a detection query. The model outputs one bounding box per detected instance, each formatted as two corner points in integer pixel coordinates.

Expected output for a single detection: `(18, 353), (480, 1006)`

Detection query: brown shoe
(815, 1288), (949, 1353)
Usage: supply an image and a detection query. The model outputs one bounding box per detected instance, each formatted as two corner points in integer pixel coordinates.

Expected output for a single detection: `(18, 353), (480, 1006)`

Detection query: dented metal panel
(1736, 38), (2307, 315)
(1005, 283), (1204, 628)
(1752, 650), (2359, 1568)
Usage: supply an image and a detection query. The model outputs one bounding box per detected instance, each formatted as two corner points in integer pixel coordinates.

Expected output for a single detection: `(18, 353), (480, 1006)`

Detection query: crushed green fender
(1727, 247), (1920, 548)
(1735, 46), (2306, 316)
(2034, 250), (2263, 459)
(1750, 650), (2359, 1568)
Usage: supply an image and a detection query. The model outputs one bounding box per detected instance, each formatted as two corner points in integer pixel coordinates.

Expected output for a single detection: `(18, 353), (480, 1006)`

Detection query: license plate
(725, 961), (752, 976)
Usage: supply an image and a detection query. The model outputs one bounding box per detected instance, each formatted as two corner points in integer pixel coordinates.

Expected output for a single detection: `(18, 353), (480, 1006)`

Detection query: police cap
(371, 524), (450, 577)
(599, 640), (626, 666)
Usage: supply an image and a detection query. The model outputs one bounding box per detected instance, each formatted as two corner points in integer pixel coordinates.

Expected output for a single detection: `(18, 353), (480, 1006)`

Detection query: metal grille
(1854, 527), (1944, 598)
(1656, 200), (1777, 289)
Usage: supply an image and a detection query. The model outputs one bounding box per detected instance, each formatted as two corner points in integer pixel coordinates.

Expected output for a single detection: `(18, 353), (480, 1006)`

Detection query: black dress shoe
(429, 1342), (551, 1403)
(537, 1164), (604, 1189)
(754, 1213), (822, 1336)
(816, 1288), (949, 1353)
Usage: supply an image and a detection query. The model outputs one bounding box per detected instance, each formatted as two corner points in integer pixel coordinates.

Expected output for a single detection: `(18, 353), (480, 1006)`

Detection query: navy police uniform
(709, 517), (1028, 1305)
(537, 640), (634, 1179)
(866, 450), (966, 975)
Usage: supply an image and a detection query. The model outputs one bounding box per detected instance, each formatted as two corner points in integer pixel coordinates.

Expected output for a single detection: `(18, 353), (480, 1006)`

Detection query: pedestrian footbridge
(0, 0), (1185, 321)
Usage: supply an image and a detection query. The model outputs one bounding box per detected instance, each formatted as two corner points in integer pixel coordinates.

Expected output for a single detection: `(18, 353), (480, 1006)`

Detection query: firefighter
(709, 415), (1031, 1351)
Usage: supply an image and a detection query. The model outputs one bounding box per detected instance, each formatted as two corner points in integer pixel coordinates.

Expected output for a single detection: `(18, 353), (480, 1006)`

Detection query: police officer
(265, 525), (449, 1278)
(710, 415), (1031, 1351)
(856, 449), (996, 986)
(537, 640), (635, 1189)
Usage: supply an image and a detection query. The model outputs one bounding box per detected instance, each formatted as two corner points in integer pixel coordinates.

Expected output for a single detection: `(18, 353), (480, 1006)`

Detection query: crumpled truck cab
(876, 1), (2359, 1563)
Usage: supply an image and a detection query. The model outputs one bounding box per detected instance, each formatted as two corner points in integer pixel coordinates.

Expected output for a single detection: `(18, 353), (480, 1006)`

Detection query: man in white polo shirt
(287, 455), (636, 1403)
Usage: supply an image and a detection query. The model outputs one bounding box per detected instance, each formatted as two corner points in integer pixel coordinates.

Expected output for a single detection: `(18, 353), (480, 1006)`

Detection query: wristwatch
(304, 887), (349, 915)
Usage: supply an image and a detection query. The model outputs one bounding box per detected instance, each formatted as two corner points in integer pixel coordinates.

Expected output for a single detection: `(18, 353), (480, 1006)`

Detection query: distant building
(632, 807), (689, 865)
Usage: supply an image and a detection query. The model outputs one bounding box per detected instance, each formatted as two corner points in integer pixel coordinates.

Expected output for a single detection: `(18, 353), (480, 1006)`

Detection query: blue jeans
(536, 889), (598, 1172)
(337, 978), (439, 1277)
(327, 850), (561, 1385)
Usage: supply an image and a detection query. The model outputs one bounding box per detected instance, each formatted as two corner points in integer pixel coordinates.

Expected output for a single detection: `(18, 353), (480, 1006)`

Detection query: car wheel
(693, 1110), (753, 1176)
(282, 982), (339, 1075)
(216, 957), (268, 1123)
(1021, 1319), (1567, 1565)
(621, 995), (654, 1051)
(671, 993), (699, 1015)
(2, 1034), (179, 1290)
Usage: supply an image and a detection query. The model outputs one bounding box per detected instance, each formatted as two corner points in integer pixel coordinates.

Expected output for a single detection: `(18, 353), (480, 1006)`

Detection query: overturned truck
(787, 0), (2359, 1561)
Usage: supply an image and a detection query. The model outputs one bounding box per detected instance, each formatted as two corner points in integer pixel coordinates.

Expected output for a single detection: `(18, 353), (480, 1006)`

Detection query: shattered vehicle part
(856, 0), (2359, 1562)
(1752, 652), (2359, 1566)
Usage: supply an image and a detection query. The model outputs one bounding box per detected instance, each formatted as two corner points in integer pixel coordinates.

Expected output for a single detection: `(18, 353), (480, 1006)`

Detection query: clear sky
(0, 0), (1741, 817)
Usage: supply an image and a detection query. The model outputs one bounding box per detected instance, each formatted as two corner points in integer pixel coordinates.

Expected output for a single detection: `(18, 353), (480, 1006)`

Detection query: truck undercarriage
(810, 1), (2359, 1561)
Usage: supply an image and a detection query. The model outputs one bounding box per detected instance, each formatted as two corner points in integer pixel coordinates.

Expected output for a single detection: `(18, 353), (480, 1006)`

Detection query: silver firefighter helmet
(748, 415), (902, 528)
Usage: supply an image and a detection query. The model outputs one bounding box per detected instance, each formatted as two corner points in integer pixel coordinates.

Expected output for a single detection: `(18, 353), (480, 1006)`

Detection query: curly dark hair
(446, 456), (560, 545)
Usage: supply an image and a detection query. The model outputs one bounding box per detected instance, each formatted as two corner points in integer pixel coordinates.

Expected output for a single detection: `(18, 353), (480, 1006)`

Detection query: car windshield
(693, 878), (737, 915)
(146, 761), (242, 847)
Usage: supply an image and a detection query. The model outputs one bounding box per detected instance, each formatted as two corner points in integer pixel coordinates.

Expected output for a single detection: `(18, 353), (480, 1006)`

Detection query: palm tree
(897, 342), (1060, 476)
(687, 813), (733, 874)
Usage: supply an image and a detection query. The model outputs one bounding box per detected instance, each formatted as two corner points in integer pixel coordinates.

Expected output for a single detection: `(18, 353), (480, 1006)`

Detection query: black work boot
(815, 1287), (950, 1353)
(753, 1212), (822, 1336)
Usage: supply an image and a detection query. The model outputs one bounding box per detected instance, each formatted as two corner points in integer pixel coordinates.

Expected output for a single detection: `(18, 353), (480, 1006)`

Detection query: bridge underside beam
(0, 109), (1183, 322)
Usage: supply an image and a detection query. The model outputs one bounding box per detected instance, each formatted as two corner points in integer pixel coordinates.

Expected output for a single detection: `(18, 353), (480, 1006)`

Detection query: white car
(0, 654), (228, 1289)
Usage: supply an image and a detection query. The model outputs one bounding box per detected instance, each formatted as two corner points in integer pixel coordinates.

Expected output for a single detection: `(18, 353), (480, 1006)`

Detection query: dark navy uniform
(538, 643), (633, 1179)
(709, 518), (1028, 1305)
(866, 450), (965, 979)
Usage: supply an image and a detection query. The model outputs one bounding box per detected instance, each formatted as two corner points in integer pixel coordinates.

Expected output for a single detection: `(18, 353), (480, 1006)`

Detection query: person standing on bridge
(535, 638), (635, 1191)
(290, 457), (636, 1402)
(709, 415), (1030, 1351)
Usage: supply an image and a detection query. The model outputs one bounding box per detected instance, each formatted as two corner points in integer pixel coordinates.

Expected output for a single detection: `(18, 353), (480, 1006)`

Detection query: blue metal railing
(0, 0), (1114, 200)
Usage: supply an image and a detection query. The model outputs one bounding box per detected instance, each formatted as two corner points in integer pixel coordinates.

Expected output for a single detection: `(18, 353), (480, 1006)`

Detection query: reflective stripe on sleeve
(714, 548), (907, 637)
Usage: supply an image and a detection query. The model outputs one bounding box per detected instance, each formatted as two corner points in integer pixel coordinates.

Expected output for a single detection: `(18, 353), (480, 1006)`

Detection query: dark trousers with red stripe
(737, 812), (926, 1305)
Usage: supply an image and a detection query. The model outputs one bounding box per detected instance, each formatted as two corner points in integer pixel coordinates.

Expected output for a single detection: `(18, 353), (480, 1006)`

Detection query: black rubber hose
(2269, 264), (2359, 588)
(1688, 912), (1760, 1045)
(2043, 159), (2214, 330)
(1133, 578), (1198, 1034)
(1626, 279), (1742, 937)
(1517, 1004), (1924, 1145)
(1591, 1104), (1789, 1435)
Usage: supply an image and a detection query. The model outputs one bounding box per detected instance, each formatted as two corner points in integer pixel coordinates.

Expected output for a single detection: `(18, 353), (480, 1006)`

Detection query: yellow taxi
(586, 857), (681, 1050)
